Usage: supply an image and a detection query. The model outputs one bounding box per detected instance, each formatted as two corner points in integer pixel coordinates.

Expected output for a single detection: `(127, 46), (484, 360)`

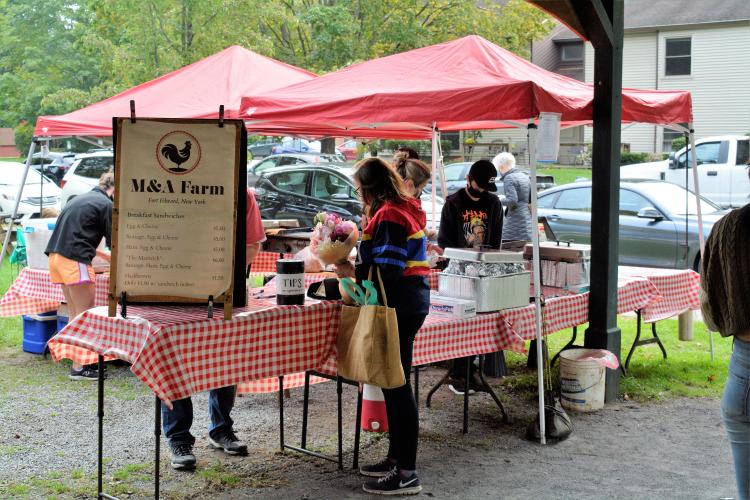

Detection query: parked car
(61, 151), (114, 208)
(620, 135), (750, 208)
(0, 161), (62, 217)
(271, 137), (345, 159)
(337, 139), (359, 161)
(536, 179), (726, 271)
(254, 165), (443, 228)
(424, 161), (556, 198)
(248, 141), (279, 159)
(248, 153), (347, 186)
(30, 152), (76, 185)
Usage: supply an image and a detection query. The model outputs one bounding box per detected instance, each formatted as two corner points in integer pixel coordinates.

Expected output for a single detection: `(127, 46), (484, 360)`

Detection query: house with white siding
(472, 0), (750, 163)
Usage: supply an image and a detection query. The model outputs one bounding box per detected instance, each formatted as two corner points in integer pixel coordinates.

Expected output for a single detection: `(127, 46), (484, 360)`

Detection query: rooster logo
(160, 141), (191, 172)
(156, 131), (201, 175)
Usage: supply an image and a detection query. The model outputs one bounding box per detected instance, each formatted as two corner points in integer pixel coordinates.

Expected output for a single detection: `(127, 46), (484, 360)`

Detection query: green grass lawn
(0, 156), (24, 162)
(538, 166), (592, 186)
(0, 257), (22, 348)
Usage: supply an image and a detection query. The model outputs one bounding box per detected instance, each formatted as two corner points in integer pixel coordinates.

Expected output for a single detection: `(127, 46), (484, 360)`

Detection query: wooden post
(577, 0), (625, 403)
(678, 311), (694, 341)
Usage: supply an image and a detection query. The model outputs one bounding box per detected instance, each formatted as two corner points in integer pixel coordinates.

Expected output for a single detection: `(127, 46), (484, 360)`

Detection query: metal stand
(278, 372), (362, 470)
(424, 356), (509, 434)
(624, 310), (667, 374)
(154, 396), (160, 500)
(97, 355), (119, 500)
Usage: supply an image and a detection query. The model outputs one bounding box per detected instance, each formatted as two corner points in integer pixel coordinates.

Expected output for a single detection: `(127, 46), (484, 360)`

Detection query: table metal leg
(476, 356), (510, 423)
(625, 311), (668, 375)
(96, 355), (119, 500)
(154, 395), (160, 500)
(336, 377), (343, 471)
(353, 385), (362, 470)
(97, 355), (104, 497)
(463, 356), (470, 434)
(301, 372), (310, 449)
(278, 376), (285, 451)
(551, 326), (578, 367)
(425, 365), (452, 408)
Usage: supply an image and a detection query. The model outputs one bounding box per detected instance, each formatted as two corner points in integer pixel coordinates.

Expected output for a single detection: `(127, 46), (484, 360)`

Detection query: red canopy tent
(240, 35), (691, 136)
(34, 45), (316, 138)
(239, 35), (696, 442)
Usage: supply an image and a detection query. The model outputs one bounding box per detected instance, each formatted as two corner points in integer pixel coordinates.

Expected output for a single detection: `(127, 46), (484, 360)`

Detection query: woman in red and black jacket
(338, 157), (429, 496)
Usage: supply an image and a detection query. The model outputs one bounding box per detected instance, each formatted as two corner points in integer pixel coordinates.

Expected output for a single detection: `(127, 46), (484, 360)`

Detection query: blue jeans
(162, 385), (237, 446)
(723, 338), (750, 500)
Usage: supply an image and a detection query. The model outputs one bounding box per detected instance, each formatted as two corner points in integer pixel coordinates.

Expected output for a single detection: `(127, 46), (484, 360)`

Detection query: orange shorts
(49, 253), (95, 285)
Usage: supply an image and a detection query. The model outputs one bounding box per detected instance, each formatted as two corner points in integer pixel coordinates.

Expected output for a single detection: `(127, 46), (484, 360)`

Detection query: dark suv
(254, 165), (361, 227)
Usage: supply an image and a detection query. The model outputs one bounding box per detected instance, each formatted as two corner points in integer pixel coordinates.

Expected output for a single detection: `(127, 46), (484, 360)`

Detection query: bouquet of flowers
(309, 212), (359, 265)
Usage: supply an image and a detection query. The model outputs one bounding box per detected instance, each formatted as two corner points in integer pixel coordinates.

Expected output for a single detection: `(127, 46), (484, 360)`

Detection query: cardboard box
(429, 293), (477, 319)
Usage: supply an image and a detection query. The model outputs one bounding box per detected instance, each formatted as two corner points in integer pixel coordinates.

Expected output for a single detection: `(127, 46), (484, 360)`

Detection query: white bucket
(559, 348), (606, 412)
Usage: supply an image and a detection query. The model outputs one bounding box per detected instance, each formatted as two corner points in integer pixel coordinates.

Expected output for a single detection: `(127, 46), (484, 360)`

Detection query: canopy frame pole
(583, 0), (624, 403)
(0, 139), (38, 269)
(430, 123), (438, 232)
(688, 126), (706, 256)
(528, 121), (546, 445)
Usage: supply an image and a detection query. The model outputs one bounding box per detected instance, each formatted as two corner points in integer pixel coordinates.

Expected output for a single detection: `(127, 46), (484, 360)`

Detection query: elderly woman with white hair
(492, 152), (532, 251)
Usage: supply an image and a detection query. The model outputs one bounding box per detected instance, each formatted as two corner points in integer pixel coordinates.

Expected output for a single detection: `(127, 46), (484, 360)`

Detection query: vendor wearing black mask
(437, 159), (503, 394)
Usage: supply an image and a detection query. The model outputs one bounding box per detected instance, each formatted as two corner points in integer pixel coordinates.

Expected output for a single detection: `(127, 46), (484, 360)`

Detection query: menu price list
(118, 209), (232, 297)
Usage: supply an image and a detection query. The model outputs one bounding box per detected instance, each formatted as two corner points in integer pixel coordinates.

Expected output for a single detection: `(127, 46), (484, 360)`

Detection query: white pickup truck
(620, 135), (750, 208)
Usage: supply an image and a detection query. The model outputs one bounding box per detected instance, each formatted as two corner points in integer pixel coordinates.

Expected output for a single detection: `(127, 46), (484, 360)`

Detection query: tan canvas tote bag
(336, 267), (405, 389)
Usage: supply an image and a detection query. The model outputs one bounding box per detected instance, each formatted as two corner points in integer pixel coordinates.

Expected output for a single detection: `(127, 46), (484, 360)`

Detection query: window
(537, 192), (558, 208)
(269, 171), (309, 195)
(278, 156), (306, 166)
(554, 187), (591, 211)
(313, 172), (352, 199)
(736, 139), (749, 166)
(560, 43), (583, 62)
(619, 189), (653, 217)
(254, 157), (278, 174)
(76, 157), (113, 179)
(662, 125), (686, 153)
(676, 141), (721, 168)
(665, 37), (691, 76)
(442, 163), (466, 182)
(442, 132), (460, 150)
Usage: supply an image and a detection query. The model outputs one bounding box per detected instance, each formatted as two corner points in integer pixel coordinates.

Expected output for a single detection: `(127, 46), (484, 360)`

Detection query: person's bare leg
(65, 283), (95, 371)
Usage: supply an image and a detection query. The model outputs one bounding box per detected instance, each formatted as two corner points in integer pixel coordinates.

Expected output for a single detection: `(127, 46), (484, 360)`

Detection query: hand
(334, 261), (355, 279)
(425, 228), (438, 240)
(426, 243), (444, 256)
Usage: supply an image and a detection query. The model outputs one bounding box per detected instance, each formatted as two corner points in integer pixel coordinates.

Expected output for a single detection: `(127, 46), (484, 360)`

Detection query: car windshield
(635, 182), (720, 215)
(0, 165), (51, 185)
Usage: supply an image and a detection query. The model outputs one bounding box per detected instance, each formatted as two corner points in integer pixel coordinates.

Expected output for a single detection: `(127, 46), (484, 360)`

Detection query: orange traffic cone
(361, 384), (388, 432)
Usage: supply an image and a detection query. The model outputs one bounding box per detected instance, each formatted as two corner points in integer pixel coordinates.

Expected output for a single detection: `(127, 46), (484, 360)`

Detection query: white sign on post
(110, 118), (241, 314)
(536, 112), (562, 163)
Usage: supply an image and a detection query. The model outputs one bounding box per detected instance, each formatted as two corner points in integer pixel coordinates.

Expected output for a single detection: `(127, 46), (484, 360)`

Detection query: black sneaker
(208, 431), (248, 456)
(469, 371), (489, 393)
(363, 468), (422, 496)
(448, 378), (475, 396)
(359, 457), (397, 477)
(169, 443), (196, 470)
(69, 365), (102, 381)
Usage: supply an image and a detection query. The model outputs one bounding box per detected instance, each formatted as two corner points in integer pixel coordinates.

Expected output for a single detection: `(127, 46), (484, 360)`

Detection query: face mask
(466, 182), (484, 199)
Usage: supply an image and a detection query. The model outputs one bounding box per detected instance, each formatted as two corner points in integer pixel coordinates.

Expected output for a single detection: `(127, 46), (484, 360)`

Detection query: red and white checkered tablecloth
(0, 267), (110, 317)
(251, 251), (294, 273)
(43, 272), (668, 400)
(48, 299), (341, 406)
(501, 276), (659, 341)
(618, 266), (701, 323)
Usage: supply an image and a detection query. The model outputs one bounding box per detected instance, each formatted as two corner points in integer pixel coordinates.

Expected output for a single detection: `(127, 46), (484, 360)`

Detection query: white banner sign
(536, 112), (562, 163)
(113, 119), (239, 301)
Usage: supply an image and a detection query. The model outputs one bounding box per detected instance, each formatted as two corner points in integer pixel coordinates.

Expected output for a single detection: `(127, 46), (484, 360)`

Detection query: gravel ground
(0, 351), (738, 499)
